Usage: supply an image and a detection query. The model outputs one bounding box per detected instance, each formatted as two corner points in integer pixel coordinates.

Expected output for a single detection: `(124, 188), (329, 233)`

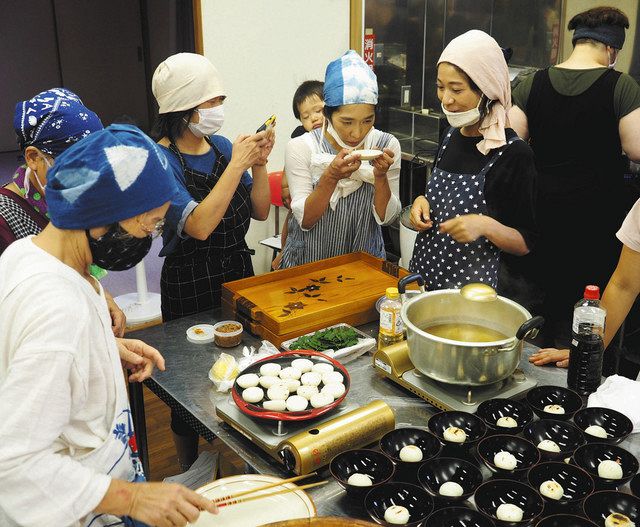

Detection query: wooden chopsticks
(215, 481), (328, 508)
(212, 472), (326, 508)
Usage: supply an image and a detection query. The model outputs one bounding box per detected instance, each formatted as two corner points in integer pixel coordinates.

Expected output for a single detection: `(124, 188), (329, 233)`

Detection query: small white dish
(187, 324), (216, 344)
(281, 323), (376, 363)
(350, 149), (383, 161)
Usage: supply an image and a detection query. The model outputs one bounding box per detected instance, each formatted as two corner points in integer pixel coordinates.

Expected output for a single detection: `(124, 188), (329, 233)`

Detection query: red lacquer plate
(231, 350), (350, 421)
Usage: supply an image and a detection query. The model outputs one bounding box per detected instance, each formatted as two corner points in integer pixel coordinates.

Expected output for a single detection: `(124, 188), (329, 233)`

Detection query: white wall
(201, 0), (350, 274)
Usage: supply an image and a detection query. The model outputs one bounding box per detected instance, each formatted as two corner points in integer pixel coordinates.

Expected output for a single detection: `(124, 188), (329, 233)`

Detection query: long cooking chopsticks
(213, 472), (328, 507)
(212, 472), (318, 505)
(215, 481), (328, 508)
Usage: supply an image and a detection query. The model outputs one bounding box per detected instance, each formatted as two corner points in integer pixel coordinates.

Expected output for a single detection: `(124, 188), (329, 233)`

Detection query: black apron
(410, 129), (520, 289)
(526, 68), (627, 346)
(161, 140), (254, 321)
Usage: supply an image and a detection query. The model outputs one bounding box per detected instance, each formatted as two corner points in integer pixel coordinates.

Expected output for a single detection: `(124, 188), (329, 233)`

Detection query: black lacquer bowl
(572, 442), (639, 490)
(526, 386), (583, 421)
(477, 435), (540, 479)
(523, 419), (586, 462)
(535, 514), (597, 527)
(630, 473), (640, 499)
(330, 448), (395, 499)
(477, 398), (534, 435)
(379, 427), (441, 482)
(364, 482), (433, 527)
(573, 406), (633, 445)
(428, 411), (487, 449)
(527, 461), (594, 511)
(583, 490), (640, 527)
(426, 506), (496, 527)
(475, 479), (545, 527)
(417, 457), (483, 502)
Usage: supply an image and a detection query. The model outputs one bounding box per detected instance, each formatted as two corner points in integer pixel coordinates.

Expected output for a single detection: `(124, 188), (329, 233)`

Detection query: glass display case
(365, 0), (563, 137)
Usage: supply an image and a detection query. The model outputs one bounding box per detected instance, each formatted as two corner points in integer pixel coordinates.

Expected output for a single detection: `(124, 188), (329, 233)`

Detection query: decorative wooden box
(221, 252), (410, 346)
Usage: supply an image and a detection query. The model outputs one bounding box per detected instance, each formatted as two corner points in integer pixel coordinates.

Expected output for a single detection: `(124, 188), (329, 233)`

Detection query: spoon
(460, 283), (498, 302)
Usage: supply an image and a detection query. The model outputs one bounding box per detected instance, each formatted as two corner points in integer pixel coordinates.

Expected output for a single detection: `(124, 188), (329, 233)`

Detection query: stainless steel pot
(398, 274), (544, 386)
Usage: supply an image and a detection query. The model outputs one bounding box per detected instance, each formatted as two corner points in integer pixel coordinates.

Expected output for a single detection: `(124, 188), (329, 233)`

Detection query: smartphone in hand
(256, 114), (276, 133)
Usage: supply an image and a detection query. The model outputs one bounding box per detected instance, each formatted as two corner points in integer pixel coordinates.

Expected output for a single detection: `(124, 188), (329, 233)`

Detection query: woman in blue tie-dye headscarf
(279, 50), (402, 268)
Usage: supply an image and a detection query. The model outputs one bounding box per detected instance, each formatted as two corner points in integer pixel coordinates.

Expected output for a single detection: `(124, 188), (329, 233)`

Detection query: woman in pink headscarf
(409, 30), (538, 304)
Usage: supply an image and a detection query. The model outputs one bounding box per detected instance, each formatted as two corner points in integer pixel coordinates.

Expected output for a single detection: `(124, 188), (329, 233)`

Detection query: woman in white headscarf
(409, 30), (538, 304)
(279, 50), (401, 268)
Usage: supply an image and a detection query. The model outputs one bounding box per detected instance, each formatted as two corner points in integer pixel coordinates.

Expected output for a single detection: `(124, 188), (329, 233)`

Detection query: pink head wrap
(438, 30), (511, 155)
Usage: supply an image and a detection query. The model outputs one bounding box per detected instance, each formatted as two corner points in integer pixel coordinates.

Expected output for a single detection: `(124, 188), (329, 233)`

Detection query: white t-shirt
(617, 197), (640, 252)
(285, 128), (402, 229)
(0, 238), (133, 526)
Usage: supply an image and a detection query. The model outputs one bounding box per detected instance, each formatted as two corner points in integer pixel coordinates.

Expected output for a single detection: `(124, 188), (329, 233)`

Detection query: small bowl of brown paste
(212, 320), (243, 348)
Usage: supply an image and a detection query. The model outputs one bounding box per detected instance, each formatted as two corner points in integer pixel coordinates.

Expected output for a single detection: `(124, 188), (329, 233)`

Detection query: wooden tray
(222, 252), (409, 346)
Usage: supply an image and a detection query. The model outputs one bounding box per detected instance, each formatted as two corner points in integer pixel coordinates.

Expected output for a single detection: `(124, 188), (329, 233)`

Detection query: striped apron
(280, 129), (392, 268)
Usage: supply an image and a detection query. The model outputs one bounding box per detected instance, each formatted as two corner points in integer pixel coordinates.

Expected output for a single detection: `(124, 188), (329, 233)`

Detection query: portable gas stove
(216, 398), (396, 474)
(373, 341), (537, 412)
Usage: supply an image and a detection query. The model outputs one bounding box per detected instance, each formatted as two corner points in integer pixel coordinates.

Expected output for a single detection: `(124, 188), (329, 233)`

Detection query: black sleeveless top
(524, 67), (627, 336)
(527, 67), (625, 197)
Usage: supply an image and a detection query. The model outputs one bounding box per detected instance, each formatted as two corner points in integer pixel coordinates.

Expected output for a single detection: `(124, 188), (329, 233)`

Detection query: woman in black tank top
(510, 7), (640, 366)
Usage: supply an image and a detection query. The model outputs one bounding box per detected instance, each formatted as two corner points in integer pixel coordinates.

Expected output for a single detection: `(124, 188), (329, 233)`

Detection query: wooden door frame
(350, 0), (364, 54)
(193, 0), (204, 54)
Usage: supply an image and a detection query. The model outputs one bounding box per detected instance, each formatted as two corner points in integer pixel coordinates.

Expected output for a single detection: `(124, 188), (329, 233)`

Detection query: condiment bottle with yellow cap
(378, 287), (404, 350)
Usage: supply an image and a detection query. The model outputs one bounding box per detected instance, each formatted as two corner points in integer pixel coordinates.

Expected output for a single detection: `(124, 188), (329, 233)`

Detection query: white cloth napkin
(329, 165), (375, 210)
(588, 374), (640, 433)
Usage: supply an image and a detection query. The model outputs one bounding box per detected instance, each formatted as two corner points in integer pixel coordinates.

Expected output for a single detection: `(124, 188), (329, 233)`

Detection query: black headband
(572, 24), (626, 49)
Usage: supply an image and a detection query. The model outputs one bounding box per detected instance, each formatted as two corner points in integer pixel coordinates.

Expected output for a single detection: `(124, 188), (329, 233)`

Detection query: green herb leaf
(289, 326), (359, 351)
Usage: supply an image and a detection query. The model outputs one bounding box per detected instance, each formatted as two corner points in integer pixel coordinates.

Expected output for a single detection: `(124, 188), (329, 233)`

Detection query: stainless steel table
(131, 309), (640, 518)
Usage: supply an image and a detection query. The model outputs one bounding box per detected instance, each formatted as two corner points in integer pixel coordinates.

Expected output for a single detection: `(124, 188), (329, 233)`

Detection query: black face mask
(87, 223), (152, 271)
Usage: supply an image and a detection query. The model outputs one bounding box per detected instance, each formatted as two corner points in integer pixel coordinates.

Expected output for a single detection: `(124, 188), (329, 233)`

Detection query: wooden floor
(143, 385), (246, 481)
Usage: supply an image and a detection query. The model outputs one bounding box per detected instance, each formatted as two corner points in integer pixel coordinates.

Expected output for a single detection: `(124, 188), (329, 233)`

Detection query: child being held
(273, 80), (324, 269)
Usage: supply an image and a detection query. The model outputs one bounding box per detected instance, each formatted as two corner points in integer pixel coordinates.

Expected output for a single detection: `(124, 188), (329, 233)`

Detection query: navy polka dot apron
(410, 129), (519, 290)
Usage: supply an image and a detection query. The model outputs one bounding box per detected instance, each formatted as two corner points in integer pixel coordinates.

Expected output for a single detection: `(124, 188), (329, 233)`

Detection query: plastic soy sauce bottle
(567, 285), (607, 395)
(378, 287), (404, 350)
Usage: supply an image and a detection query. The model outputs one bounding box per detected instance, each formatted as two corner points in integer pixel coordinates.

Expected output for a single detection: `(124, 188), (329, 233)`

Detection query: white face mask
(325, 119), (372, 150)
(188, 105), (224, 137)
(441, 97), (483, 128)
(24, 154), (51, 195)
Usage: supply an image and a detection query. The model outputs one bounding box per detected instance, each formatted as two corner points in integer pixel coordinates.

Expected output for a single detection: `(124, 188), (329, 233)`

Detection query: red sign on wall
(364, 32), (376, 71)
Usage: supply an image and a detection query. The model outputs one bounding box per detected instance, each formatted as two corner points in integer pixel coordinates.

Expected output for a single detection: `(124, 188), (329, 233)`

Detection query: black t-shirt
(435, 127), (539, 308)
(436, 127), (538, 251)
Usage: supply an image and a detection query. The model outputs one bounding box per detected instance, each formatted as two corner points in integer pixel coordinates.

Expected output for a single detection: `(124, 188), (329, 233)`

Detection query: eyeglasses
(112, 217), (165, 242)
(137, 217), (165, 239)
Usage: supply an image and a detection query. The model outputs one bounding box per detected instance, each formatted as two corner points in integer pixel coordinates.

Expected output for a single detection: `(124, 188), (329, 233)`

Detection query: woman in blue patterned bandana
(279, 50), (402, 268)
(2, 88), (103, 253)
(0, 88), (130, 336)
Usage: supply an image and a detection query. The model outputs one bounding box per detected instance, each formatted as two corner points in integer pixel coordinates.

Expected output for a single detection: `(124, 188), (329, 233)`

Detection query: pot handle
(398, 273), (426, 294)
(496, 338), (519, 353)
(515, 315), (545, 341)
